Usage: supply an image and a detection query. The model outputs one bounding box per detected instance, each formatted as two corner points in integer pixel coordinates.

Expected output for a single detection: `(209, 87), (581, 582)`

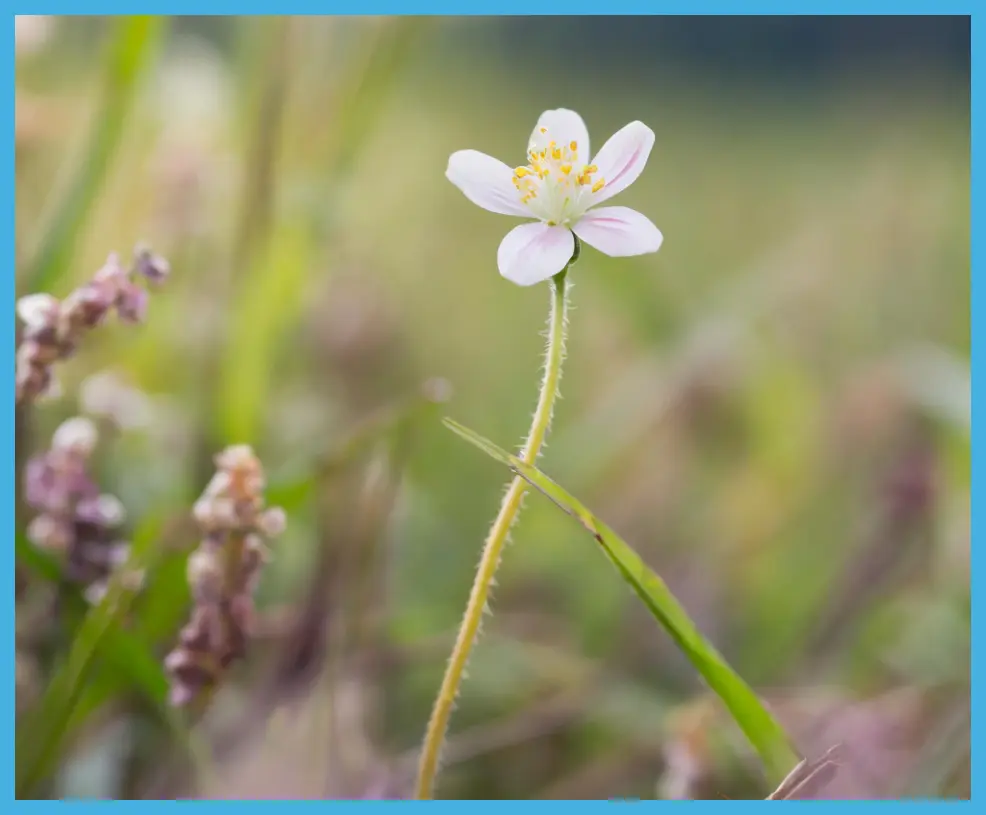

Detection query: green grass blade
(213, 18), (428, 447)
(17, 525), (214, 795)
(15, 511), (171, 798)
(17, 532), (179, 717)
(318, 17), (430, 180)
(443, 417), (801, 787)
(22, 16), (168, 293)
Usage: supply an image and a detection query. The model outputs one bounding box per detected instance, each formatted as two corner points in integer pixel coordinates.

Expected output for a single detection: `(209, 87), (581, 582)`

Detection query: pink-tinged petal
(497, 222), (575, 286)
(588, 121), (655, 205)
(446, 150), (528, 217)
(572, 207), (663, 257)
(529, 109), (590, 158)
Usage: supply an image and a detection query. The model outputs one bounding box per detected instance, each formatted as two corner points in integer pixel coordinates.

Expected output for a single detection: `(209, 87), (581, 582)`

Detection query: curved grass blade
(442, 417), (801, 787)
(23, 16), (169, 292)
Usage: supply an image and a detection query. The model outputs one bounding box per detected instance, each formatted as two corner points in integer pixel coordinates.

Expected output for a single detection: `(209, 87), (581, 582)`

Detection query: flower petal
(588, 121), (655, 205)
(529, 109), (590, 158)
(446, 150), (528, 217)
(16, 293), (59, 328)
(572, 207), (663, 257)
(497, 222), (575, 286)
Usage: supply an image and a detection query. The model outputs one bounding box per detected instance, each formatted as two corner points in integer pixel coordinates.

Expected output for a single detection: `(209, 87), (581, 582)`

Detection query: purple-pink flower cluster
(16, 245), (170, 404)
(24, 416), (133, 604)
(165, 445), (287, 708)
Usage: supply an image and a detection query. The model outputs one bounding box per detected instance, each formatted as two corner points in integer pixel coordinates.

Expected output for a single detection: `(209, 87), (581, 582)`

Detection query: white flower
(447, 109), (664, 286)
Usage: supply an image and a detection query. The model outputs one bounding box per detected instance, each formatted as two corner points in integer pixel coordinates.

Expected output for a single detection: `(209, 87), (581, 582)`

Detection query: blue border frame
(5, 5), (983, 14)
(969, 7), (978, 808)
(9, 8), (975, 804)
(6, 11), (15, 810)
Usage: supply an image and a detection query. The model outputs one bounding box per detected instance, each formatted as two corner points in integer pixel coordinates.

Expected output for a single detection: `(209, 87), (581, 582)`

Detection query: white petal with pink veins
(497, 222), (575, 286)
(572, 207), (664, 257)
(446, 150), (529, 217)
(529, 109), (591, 159)
(588, 121), (655, 206)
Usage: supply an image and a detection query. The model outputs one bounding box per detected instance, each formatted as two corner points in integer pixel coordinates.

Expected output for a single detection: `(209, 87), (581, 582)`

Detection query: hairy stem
(415, 253), (575, 799)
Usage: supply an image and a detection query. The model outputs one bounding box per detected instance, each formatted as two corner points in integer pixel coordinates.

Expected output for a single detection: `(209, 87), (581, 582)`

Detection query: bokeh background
(15, 15), (970, 800)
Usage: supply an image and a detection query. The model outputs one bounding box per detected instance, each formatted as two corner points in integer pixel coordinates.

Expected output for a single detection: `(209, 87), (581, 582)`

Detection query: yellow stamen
(560, 164), (572, 175)
(591, 178), (605, 193)
(569, 140), (577, 151)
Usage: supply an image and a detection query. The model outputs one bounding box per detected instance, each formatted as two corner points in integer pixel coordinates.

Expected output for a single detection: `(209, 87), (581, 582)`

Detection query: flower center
(512, 126), (605, 224)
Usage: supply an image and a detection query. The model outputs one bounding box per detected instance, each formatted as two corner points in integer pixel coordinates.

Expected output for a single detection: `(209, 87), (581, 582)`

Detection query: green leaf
(442, 417), (801, 787)
(22, 16), (169, 292)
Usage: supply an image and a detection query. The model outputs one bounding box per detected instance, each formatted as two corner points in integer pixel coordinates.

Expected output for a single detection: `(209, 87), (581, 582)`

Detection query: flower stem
(414, 251), (575, 800)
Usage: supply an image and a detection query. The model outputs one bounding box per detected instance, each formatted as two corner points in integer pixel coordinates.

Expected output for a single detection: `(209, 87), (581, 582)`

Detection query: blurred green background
(15, 15), (969, 800)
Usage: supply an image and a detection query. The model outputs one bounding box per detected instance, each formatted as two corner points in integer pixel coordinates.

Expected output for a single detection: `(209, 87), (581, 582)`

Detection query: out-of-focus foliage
(15, 15), (969, 800)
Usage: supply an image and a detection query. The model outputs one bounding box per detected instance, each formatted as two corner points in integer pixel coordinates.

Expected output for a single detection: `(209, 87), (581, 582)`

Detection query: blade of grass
(212, 18), (428, 448)
(766, 745), (841, 800)
(16, 510), (172, 797)
(442, 417), (801, 788)
(17, 535), (180, 721)
(18, 528), (212, 793)
(22, 16), (168, 293)
(229, 16), (293, 278)
(317, 17), (429, 181)
(215, 219), (311, 445)
(205, 17), (296, 448)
